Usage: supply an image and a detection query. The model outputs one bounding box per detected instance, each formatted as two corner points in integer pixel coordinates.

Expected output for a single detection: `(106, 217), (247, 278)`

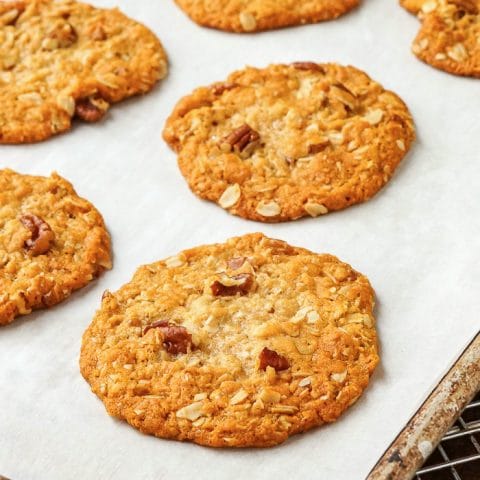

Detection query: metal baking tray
(369, 332), (480, 479)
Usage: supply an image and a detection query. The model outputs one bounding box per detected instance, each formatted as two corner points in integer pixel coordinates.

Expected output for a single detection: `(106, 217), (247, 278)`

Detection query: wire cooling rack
(369, 332), (480, 480)
(416, 392), (480, 480)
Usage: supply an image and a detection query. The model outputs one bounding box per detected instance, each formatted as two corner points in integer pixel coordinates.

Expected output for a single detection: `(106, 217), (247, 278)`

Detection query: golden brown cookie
(0, 169), (112, 325)
(173, 0), (360, 33)
(163, 63), (415, 223)
(0, 0), (168, 144)
(80, 233), (379, 447)
(410, 0), (480, 77)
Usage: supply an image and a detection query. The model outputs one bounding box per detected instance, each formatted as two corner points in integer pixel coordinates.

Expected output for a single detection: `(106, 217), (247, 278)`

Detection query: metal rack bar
(368, 331), (480, 480)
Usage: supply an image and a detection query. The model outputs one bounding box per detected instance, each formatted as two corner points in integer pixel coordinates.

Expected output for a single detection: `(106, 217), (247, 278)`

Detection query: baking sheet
(1, 1), (479, 479)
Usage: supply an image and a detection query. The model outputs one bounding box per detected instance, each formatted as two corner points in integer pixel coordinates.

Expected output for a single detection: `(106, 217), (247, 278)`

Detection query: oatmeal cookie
(0, 169), (112, 325)
(80, 233), (379, 447)
(173, 0), (360, 33)
(0, 0), (168, 143)
(410, 0), (480, 77)
(163, 63), (415, 222)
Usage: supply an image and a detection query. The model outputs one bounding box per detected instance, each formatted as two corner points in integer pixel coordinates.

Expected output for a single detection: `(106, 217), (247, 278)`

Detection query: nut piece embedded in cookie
(211, 273), (253, 296)
(259, 347), (290, 372)
(19, 214), (55, 256)
(75, 96), (110, 123)
(144, 320), (194, 354)
(292, 61), (326, 73)
(220, 124), (260, 158)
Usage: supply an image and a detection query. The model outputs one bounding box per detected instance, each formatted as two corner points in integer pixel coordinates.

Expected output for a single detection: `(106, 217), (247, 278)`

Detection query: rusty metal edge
(367, 330), (480, 480)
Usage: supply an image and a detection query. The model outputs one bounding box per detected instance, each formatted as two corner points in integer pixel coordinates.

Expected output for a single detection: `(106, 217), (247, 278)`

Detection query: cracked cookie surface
(80, 233), (379, 447)
(408, 0), (480, 77)
(173, 0), (360, 33)
(0, 169), (112, 325)
(0, 0), (168, 144)
(163, 63), (415, 223)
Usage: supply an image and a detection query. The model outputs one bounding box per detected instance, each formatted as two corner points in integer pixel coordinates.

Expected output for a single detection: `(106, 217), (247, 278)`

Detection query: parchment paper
(1, 1), (479, 479)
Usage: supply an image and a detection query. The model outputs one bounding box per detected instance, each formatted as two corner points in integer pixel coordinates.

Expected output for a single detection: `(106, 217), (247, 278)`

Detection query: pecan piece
(212, 83), (238, 95)
(143, 320), (194, 354)
(211, 273), (253, 296)
(329, 82), (357, 111)
(292, 62), (325, 74)
(46, 21), (77, 48)
(308, 139), (329, 155)
(227, 257), (247, 270)
(259, 347), (290, 372)
(75, 95), (109, 123)
(221, 124), (260, 157)
(19, 214), (55, 256)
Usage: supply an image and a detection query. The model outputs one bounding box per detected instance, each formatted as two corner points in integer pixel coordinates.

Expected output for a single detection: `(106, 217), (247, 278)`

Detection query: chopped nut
(212, 83), (238, 95)
(194, 393), (207, 401)
(230, 389), (249, 405)
(239, 11), (257, 31)
(396, 139), (406, 151)
(176, 401), (204, 421)
(363, 109), (384, 125)
(259, 347), (290, 372)
(298, 377), (312, 388)
(218, 184), (241, 209)
(304, 202), (328, 217)
(46, 21), (77, 49)
(330, 83), (357, 111)
(221, 124), (260, 157)
(331, 370), (348, 383)
(307, 139), (329, 154)
(143, 321), (194, 354)
(211, 273), (253, 296)
(292, 62), (326, 74)
(227, 257), (247, 270)
(75, 95), (109, 123)
(256, 201), (281, 217)
(19, 214), (55, 256)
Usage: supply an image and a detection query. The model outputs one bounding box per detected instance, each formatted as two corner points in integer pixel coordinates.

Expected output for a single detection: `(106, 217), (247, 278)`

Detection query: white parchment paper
(1, 1), (479, 479)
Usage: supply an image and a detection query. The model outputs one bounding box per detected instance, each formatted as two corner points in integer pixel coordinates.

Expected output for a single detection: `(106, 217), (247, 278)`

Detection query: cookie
(163, 63), (415, 223)
(0, 0), (168, 144)
(80, 233), (379, 447)
(173, 0), (360, 33)
(410, 0), (480, 77)
(0, 169), (112, 325)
